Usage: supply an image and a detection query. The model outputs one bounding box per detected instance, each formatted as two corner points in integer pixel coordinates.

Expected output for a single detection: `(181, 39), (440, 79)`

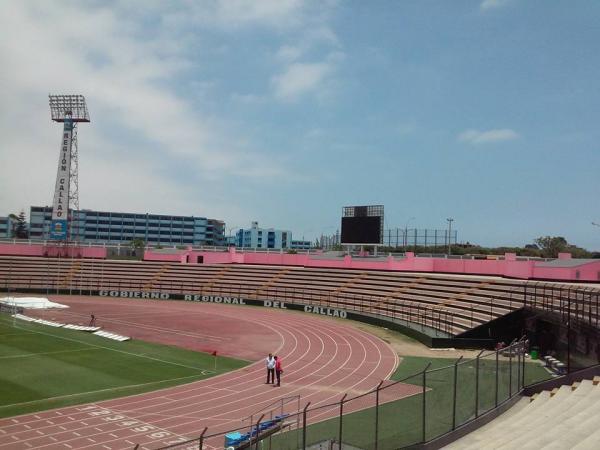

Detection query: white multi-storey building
(235, 222), (292, 250)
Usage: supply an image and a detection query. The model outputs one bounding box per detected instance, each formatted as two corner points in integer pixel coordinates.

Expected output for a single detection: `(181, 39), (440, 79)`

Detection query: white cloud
(480, 0), (512, 11)
(0, 1), (303, 222)
(271, 61), (335, 101)
(458, 129), (520, 144)
(202, 0), (306, 29)
(276, 45), (305, 63)
(230, 92), (265, 104)
(396, 122), (417, 136)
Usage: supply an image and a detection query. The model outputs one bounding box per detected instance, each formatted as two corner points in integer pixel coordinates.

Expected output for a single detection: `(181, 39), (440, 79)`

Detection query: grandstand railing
(523, 282), (600, 330)
(0, 238), (558, 260)
(151, 339), (542, 450)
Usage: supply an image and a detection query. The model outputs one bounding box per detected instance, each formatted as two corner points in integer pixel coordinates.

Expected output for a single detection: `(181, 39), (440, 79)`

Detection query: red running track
(0, 296), (413, 450)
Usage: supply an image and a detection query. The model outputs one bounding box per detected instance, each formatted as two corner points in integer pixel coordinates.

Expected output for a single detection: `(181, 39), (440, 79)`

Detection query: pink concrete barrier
(2, 243), (598, 282)
(0, 243), (106, 259)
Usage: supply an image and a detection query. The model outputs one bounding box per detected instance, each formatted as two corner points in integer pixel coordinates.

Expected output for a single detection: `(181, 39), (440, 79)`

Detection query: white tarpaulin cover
(0, 296), (69, 309)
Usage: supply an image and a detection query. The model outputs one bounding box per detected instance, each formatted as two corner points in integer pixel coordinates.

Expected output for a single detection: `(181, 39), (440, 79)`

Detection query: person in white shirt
(266, 353), (276, 384)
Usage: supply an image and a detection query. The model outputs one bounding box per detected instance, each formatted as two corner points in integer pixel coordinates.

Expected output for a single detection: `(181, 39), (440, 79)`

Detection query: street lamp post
(446, 218), (454, 256)
(404, 217), (415, 249)
(227, 226), (240, 247)
(318, 226), (336, 250)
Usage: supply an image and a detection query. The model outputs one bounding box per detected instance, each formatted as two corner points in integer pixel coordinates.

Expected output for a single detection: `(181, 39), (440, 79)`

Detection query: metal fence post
(517, 341), (522, 391)
(302, 402), (311, 450)
(522, 338), (526, 388)
(375, 380), (384, 450)
(338, 394), (347, 447)
(452, 356), (463, 430)
(475, 350), (483, 418)
(567, 287), (572, 374)
(495, 349), (499, 408)
(509, 344), (513, 397)
(422, 363), (431, 443)
(254, 414), (265, 450)
(198, 427), (207, 450)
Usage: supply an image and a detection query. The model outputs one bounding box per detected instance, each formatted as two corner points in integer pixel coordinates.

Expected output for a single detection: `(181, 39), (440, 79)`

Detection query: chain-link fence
(151, 339), (553, 450)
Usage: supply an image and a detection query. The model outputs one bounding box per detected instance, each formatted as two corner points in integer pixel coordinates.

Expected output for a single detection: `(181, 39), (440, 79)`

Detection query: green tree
(10, 211), (28, 239)
(127, 238), (146, 260)
(129, 238), (145, 251)
(534, 236), (568, 258)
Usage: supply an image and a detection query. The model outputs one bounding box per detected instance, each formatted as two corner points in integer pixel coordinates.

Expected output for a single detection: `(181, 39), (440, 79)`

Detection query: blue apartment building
(29, 206), (225, 246)
(236, 222), (292, 250)
(0, 216), (14, 239)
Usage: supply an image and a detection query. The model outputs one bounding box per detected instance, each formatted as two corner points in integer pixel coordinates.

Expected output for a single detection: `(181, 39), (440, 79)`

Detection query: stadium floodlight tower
(48, 95), (90, 242)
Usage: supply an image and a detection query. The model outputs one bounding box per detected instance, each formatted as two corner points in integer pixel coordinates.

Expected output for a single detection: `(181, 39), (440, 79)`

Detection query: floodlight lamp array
(49, 94), (90, 122)
(342, 205), (384, 218)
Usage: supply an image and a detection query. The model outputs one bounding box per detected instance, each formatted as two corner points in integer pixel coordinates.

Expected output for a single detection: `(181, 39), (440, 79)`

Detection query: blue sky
(0, 0), (598, 249)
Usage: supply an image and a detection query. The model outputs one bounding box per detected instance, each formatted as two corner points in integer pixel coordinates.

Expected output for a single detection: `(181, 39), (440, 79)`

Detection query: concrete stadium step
(487, 384), (599, 448)
(443, 397), (531, 449)
(570, 427), (600, 449)
(444, 380), (600, 450)
(539, 409), (600, 449)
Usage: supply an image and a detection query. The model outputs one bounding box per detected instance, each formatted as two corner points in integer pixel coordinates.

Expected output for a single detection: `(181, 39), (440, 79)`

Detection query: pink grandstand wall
(140, 247), (600, 282)
(0, 243), (106, 258)
(1, 243), (597, 282)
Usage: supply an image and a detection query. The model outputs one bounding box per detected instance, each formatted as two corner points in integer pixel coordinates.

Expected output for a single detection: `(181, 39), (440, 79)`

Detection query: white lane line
(63, 310), (226, 342)
(69, 317), (335, 448)
(22, 323), (290, 449)
(74, 315), (344, 447)
(133, 315), (398, 447)
(0, 375), (207, 412)
(2, 306), (397, 450)
(3, 321), (210, 371)
(0, 348), (100, 360)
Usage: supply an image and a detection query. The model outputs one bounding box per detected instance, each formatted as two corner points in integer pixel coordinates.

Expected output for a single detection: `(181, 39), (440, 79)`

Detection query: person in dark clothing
(274, 355), (283, 387)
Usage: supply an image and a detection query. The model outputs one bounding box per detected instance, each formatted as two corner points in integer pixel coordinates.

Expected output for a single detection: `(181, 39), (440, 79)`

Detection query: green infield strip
(0, 315), (248, 418)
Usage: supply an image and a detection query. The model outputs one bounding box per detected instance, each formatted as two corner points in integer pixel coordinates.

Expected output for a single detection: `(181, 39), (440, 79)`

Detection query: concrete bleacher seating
(444, 378), (600, 449)
(0, 255), (597, 337)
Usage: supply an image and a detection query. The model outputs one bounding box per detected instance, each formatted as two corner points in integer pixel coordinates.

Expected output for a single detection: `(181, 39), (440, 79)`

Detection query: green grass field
(273, 353), (553, 449)
(0, 314), (248, 418)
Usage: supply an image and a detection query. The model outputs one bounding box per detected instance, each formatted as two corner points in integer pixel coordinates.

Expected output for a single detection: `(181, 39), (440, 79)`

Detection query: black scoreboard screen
(341, 216), (382, 244)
